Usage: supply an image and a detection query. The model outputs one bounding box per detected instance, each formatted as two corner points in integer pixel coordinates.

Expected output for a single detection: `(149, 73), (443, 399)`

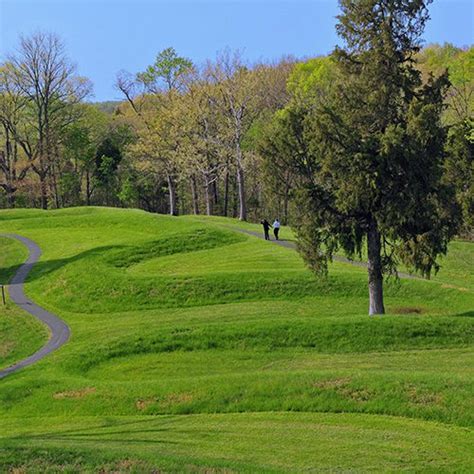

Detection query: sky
(1, 0), (473, 101)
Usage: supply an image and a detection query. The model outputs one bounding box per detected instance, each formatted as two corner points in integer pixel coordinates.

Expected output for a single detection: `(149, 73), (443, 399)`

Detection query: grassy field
(0, 207), (473, 472)
(0, 237), (48, 370)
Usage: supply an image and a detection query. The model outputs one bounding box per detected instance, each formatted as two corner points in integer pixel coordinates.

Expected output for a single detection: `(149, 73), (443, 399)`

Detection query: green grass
(0, 237), (48, 369)
(2, 413), (473, 473)
(0, 206), (473, 472)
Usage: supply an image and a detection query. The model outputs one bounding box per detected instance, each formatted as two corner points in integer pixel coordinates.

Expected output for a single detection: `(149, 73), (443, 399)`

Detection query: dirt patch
(136, 393), (194, 411)
(0, 341), (15, 358)
(392, 307), (423, 314)
(135, 398), (156, 411)
(184, 466), (235, 474)
(99, 459), (158, 473)
(406, 384), (443, 405)
(313, 377), (351, 389)
(313, 378), (374, 402)
(339, 386), (376, 402)
(115, 459), (142, 470)
(441, 284), (469, 292)
(53, 387), (96, 399)
(9, 468), (27, 474)
(159, 392), (193, 409)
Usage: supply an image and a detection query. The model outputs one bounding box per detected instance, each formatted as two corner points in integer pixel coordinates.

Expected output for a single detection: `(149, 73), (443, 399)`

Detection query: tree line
(0, 37), (294, 221)
(0, 0), (472, 314)
(2, 32), (470, 227)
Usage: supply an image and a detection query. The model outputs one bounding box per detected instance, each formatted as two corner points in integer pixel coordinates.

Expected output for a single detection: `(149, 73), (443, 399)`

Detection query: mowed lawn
(0, 237), (48, 369)
(0, 207), (473, 472)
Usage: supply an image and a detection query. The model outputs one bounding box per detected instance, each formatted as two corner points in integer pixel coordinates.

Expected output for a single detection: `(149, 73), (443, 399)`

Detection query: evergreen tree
(294, 0), (460, 314)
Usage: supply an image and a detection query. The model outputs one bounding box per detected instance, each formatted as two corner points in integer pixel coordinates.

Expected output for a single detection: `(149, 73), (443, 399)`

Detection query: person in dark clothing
(261, 219), (272, 240)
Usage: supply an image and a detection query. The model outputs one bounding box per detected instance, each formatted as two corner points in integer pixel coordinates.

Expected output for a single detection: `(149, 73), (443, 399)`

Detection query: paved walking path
(0, 235), (70, 379)
(234, 228), (417, 280)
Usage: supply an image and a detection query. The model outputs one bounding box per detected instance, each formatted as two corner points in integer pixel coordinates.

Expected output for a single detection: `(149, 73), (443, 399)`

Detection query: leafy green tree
(93, 137), (123, 205)
(417, 44), (473, 124)
(257, 108), (306, 224)
(58, 169), (81, 207)
(416, 44), (473, 235)
(62, 104), (109, 205)
(444, 119), (473, 236)
(291, 0), (460, 315)
(258, 57), (336, 224)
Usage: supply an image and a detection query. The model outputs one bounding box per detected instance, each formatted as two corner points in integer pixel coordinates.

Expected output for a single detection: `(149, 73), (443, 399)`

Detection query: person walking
(272, 219), (281, 240)
(261, 219), (271, 240)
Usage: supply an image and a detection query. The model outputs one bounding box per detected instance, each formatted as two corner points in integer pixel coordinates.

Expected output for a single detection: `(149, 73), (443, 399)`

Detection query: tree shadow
(0, 244), (128, 285)
(453, 310), (474, 318)
(8, 416), (214, 446)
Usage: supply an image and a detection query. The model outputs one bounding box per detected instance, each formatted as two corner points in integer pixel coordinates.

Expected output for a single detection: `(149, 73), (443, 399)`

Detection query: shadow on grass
(0, 228), (247, 285)
(0, 244), (127, 285)
(453, 310), (474, 318)
(7, 417), (194, 445)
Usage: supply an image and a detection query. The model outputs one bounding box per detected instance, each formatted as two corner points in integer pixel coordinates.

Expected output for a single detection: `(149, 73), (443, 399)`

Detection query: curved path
(234, 228), (418, 280)
(0, 234), (70, 379)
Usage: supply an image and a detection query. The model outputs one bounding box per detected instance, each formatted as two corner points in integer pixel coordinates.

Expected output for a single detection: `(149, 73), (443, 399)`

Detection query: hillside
(0, 207), (473, 472)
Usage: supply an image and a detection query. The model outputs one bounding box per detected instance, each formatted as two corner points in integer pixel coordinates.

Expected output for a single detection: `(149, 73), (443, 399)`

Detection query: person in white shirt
(272, 219), (281, 240)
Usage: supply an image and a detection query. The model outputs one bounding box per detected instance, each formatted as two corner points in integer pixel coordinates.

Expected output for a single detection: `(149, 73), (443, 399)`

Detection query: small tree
(292, 0), (460, 315)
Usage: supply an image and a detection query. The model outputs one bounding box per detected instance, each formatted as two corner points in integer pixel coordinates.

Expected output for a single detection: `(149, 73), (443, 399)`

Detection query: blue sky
(1, 0), (473, 101)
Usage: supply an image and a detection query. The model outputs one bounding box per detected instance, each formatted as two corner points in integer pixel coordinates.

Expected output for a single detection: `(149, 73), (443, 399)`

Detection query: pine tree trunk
(167, 173), (178, 216)
(367, 219), (385, 315)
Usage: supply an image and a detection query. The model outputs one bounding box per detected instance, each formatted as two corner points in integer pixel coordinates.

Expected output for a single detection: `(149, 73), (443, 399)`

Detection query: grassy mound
(0, 237), (48, 369)
(0, 207), (472, 471)
(2, 413), (473, 472)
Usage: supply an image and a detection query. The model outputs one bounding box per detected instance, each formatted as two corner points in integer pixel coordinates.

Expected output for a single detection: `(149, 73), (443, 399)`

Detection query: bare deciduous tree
(207, 50), (262, 221)
(6, 32), (91, 208)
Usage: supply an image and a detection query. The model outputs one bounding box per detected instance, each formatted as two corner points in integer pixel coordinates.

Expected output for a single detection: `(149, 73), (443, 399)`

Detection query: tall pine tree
(294, 0), (460, 314)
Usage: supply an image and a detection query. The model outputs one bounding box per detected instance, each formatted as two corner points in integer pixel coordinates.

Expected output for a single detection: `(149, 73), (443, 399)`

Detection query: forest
(0, 35), (471, 229)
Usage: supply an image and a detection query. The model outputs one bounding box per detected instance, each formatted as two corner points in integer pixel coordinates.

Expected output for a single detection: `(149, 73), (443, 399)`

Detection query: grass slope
(0, 237), (48, 369)
(0, 207), (473, 472)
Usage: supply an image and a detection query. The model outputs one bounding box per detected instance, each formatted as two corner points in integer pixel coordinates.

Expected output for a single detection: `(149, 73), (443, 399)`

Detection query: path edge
(0, 234), (70, 379)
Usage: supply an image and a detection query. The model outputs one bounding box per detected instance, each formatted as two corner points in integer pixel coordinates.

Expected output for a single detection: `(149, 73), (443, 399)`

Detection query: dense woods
(0, 2), (472, 313)
(2, 34), (470, 227)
